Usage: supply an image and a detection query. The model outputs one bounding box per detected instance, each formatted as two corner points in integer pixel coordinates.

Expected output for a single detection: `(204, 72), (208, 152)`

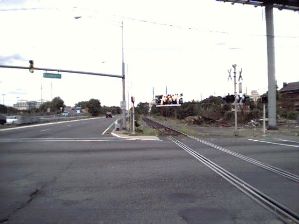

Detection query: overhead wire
(0, 5), (298, 40)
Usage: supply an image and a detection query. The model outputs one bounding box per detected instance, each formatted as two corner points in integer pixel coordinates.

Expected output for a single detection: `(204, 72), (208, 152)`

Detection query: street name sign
(43, 73), (61, 79)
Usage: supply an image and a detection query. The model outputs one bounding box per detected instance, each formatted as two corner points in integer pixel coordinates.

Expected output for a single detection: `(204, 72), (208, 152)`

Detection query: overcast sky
(0, 0), (298, 107)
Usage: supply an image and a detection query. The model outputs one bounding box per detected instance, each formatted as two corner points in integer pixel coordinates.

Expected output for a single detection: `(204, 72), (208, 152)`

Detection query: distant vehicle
(106, 112), (112, 118)
(61, 112), (69, 116)
(0, 114), (6, 125)
(6, 115), (19, 124)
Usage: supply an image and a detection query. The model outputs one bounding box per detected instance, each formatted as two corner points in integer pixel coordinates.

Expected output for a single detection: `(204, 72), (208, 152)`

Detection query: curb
(111, 131), (161, 141)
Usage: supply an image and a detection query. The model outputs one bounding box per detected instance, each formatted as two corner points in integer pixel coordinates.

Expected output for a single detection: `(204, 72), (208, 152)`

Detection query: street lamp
(74, 16), (127, 129)
(228, 64), (243, 136)
(121, 21), (126, 129)
(2, 94), (5, 105)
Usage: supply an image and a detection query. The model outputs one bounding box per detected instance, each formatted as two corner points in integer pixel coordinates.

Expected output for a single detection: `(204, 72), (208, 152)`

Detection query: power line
(118, 15), (299, 39)
(1, 5), (298, 39)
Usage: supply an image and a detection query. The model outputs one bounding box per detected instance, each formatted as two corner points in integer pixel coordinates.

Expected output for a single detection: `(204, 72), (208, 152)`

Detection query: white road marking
(102, 121), (116, 135)
(274, 138), (299, 144)
(0, 117), (101, 132)
(0, 138), (122, 143)
(40, 129), (50, 132)
(111, 132), (161, 141)
(248, 138), (299, 148)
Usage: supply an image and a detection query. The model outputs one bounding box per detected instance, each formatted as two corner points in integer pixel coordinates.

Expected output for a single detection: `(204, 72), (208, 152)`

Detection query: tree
(39, 101), (52, 113)
(51, 97), (65, 113)
(136, 102), (149, 115)
(87, 99), (102, 116)
(76, 101), (89, 109)
(102, 106), (121, 114)
(177, 101), (199, 119)
(0, 104), (7, 114)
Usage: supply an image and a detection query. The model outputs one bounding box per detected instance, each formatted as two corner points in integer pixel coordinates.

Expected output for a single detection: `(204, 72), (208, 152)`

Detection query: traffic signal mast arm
(0, 64), (122, 79)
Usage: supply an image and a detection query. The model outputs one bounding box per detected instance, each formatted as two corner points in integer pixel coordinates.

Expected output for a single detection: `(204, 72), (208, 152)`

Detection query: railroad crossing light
(131, 96), (135, 103)
(29, 60), (34, 73)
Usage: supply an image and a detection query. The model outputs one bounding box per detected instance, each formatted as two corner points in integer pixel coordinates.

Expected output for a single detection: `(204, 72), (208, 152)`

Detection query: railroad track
(142, 117), (182, 136)
(143, 116), (299, 224)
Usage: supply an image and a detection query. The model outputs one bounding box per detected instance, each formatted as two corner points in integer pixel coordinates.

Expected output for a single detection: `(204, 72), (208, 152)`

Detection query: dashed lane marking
(248, 138), (299, 148)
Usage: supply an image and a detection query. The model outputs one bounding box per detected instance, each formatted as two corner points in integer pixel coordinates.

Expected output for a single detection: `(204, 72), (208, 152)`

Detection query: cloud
(0, 54), (24, 64)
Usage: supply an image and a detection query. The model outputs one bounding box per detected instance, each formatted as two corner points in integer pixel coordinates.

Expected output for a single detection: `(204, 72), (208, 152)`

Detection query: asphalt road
(0, 117), (298, 223)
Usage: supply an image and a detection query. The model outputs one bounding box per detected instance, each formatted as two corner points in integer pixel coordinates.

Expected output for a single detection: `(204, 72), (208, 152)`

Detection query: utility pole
(228, 64), (243, 136)
(121, 21), (126, 129)
(265, 3), (277, 129)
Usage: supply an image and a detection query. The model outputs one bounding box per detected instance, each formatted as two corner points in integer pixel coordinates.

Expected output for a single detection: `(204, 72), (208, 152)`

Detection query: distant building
(279, 82), (299, 112)
(250, 90), (260, 102)
(13, 100), (42, 110)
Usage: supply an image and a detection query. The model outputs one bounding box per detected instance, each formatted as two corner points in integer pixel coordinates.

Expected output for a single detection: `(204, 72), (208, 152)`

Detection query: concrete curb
(111, 131), (161, 141)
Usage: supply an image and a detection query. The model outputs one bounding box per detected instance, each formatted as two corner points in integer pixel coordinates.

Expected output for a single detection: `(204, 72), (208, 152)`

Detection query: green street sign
(43, 73), (61, 79)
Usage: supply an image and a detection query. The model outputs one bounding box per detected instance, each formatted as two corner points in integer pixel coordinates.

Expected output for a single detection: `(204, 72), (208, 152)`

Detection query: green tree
(87, 99), (102, 116)
(76, 101), (89, 109)
(0, 104), (7, 114)
(102, 106), (121, 115)
(51, 97), (65, 113)
(39, 101), (52, 113)
(136, 102), (149, 115)
(177, 101), (200, 119)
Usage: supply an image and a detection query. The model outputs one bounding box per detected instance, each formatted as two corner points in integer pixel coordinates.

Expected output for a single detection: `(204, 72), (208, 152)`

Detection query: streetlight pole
(121, 21), (126, 129)
(2, 94), (5, 105)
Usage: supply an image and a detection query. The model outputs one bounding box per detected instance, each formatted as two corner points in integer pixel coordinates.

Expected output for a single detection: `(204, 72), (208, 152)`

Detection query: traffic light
(261, 95), (268, 104)
(29, 60), (34, 73)
(131, 96), (135, 104)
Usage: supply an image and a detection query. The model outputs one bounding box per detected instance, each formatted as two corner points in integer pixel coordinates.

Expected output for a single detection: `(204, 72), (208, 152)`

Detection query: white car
(6, 116), (19, 124)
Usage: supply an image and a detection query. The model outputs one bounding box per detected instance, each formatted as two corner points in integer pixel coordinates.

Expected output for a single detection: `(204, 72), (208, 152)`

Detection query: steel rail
(170, 136), (299, 224)
(143, 117), (299, 183)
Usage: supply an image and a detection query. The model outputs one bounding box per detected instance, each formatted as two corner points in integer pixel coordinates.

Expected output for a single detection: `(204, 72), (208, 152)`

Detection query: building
(13, 100), (42, 111)
(250, 90), (260, 103)
(279, 82), (299, 112)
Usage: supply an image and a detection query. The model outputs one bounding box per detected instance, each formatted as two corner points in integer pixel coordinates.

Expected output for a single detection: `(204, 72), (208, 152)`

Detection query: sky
(0, 0), (298, 107)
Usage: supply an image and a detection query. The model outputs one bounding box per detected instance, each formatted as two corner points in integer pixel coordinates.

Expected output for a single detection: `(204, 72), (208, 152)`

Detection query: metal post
(232, 64), (238, 136)
(132, 101), (135, 135)
(263, 103), (266, 135)
(51, 81), (53, 100)
(2, 94), (5, 105)
(121, 21), (126, 130)
(265, 4), (277, 129)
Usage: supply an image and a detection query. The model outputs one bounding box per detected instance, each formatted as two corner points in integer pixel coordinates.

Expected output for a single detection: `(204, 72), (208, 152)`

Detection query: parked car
(6, 115), (19, 124)
(61, 112), (70, 116)
(0, 114), (6, 125)
(106, 112), (112, 118)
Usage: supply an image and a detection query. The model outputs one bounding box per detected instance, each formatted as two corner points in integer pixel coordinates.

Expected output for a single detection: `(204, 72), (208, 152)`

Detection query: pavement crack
(0, 188), (41, 223)
(0, 160), (76, 223)
(0, 218), (9, 224)
(27, 188), (40, 203)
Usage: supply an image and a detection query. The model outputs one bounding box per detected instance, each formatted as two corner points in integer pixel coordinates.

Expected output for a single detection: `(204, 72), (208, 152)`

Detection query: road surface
(0, 117), (298, 223)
